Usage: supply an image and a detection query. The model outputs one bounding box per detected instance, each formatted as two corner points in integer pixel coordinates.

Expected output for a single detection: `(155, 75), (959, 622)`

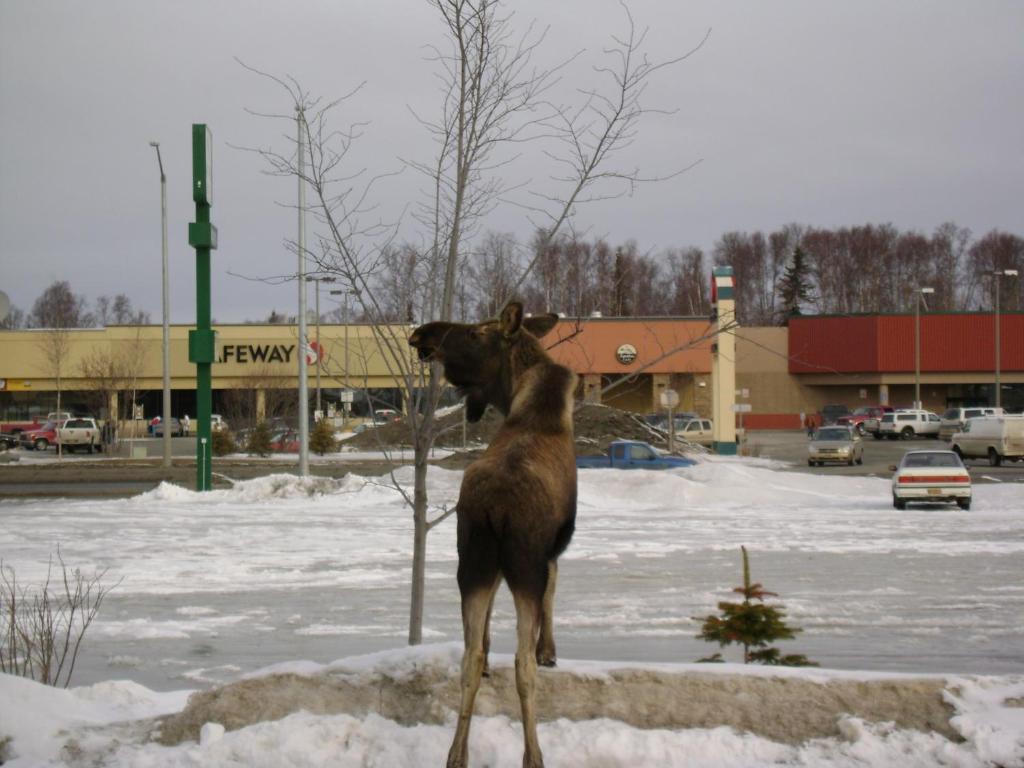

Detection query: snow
(1, 454), (1023, 765)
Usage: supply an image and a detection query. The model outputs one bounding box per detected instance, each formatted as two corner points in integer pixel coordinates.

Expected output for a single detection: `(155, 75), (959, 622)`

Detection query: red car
(837, 406), (895, 436)
(271, 428), (300, 453)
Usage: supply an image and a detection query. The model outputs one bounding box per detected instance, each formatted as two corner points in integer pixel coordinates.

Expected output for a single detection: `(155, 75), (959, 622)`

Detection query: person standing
(182, 414), (191, 437)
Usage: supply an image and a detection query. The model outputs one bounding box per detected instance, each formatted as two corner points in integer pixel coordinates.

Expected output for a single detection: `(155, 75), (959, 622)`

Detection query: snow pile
(2, 644), (1023, 767)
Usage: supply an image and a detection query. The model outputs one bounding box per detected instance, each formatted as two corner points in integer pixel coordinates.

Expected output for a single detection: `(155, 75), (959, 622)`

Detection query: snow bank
(3, 644), (1022, 767)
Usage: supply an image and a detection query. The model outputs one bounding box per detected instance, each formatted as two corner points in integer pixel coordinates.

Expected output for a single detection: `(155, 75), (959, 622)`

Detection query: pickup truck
(576, 440), (696, 470)
(20, 419), (63, 451)
(58, 417), (103, 453)
(1, 411), (71, 436)
(837, 406), (893, 435)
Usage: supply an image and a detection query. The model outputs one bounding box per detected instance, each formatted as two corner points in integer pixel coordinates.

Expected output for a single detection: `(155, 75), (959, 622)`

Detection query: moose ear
(465, 390), (488, 423)
(499, 302), (524, 338)
(523, 313), (558, 339)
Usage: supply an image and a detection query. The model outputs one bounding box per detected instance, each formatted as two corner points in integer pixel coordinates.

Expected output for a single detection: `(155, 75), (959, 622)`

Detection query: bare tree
(0, 303), (25, 329)
(243, 0), (704, 643)
(28, 281), (93, 330)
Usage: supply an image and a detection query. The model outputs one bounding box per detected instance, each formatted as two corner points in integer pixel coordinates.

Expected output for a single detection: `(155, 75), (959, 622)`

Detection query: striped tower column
(711, 266), (737, 455)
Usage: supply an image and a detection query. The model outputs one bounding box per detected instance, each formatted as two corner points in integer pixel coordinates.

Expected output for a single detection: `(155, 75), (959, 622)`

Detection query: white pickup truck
(57, 417), (103, 453)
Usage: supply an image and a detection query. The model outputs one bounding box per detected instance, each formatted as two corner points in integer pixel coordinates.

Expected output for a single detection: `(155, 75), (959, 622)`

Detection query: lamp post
(330, 288), (354, 425)
(306, 276), (335, 416)
(993, 269), (1019, 409)
(149, 141), (172, 469)
(914, 286), (934, 411)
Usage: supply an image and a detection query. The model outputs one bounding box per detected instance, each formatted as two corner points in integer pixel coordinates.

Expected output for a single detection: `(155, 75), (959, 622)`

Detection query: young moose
(409, 302), (577, 768)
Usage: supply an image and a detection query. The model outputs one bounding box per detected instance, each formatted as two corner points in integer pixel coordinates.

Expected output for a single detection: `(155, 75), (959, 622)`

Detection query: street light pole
(306, 276), (336, 417)
(296, 107), (309, 476)
(914, 286), (934, 411)
(993, 269), (1019, 409)
(149, 141), (172, 469)
(330, 288), (353, 425)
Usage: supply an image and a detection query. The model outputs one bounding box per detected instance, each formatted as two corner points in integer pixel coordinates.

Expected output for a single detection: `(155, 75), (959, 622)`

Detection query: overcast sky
(2, 1), (1022, 324)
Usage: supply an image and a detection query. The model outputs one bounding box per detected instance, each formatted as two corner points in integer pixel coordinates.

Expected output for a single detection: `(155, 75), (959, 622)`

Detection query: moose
(409, 302), (577, 768)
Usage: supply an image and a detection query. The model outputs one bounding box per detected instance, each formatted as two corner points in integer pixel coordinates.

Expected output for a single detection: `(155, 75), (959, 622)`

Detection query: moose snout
(408, 331), (435, 361)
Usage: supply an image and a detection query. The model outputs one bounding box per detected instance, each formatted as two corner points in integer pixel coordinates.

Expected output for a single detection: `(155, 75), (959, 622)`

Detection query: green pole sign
(187, 124), (218, 491)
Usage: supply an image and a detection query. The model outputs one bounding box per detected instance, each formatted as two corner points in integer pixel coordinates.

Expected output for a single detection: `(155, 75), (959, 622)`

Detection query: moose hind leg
(512, 589), (545, 768)
(536, 560), (558, 667)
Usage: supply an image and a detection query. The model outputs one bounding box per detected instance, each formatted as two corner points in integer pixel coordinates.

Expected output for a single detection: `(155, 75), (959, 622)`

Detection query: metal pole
(315, 278), (322, 416)
(344, 292), (350, 424)
(297, 107), (310, 476)
(150, 142), (173, 469)
(914, 291), (921, 411)
(994, 273), (1002, 410)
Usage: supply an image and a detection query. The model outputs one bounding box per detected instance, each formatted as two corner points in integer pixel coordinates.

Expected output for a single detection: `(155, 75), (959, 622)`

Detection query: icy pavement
(1, 457), (1022, 693)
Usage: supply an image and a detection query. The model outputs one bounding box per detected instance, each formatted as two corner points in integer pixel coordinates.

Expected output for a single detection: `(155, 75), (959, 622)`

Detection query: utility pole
(296, 107), (310, 476)
(149, 141), (172, 469)
(993, 269), (1019, 409)
(914, 286), (933, 411)
(308, 276), (335, 417)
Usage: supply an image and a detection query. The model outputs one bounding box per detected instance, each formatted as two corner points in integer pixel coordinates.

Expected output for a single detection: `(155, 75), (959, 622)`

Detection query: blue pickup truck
(576, 440), (696, 470)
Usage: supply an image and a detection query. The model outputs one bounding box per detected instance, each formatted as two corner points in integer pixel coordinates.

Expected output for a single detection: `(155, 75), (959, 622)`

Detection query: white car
(890, 450), (971, 510)
(878, 410), (941, 440)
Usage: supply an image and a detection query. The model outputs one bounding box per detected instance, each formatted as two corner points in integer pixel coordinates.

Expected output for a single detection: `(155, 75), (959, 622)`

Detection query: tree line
(338, 221), (1023, 327)
(7, 224), (1021, 332)
(0, 281), (149, 330)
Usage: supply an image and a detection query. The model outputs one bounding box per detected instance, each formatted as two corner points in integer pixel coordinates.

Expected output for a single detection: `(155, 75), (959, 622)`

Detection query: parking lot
(744, 430), (1024, 483)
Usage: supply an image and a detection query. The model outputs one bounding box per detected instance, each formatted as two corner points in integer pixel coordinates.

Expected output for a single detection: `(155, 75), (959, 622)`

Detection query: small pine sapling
(246, 422), (273, 457)
(309, 418), (338, 455)
(695, 546), (816, 666)
(211, 428), (237, 457)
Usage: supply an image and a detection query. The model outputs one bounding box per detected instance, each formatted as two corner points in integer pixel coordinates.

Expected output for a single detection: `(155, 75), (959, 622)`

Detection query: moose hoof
(536, 652), (557, 668)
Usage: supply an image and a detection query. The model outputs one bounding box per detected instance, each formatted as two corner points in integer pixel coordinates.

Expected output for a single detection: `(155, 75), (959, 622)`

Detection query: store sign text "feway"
(219, 344), (295, 364)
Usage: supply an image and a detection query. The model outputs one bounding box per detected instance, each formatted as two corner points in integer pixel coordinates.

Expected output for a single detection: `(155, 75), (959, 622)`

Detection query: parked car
(951, 416), (1024, 467)
(890, 450), (971, 510)
(57, 417), (103, 453)
(373, 409), (401, 425)
(819, 404), (851, 426)
(939, 406), (1004, 441)
(152, 417), (183, 437)
(877, 410), (941, 440)
(211, 414), (228, 432)
(20, 419), (63, 451)
(576, 440), (696, 470)
(808, 426), (863, 466)
(271, 428), (300, 453)
(837, 406), (893, 435)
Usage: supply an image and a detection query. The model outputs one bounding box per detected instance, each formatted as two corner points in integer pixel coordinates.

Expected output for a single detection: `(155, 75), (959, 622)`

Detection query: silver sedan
(808, 426), (864, 467)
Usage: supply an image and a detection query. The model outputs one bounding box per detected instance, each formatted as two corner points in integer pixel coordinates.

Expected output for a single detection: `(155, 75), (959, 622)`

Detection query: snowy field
(2, 456), (1024, 766)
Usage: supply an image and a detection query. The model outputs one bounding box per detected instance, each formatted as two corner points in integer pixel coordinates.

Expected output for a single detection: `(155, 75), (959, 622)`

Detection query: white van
(951, 416), (1024, 466)
(939, 406), (1003, 441)
(877, 410), (941, 440)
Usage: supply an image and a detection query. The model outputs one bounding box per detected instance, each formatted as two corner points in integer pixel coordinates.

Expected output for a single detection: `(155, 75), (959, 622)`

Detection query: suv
(939, 406), (1003, 441)
(878, 410), (941, 440)
(58, 418), (102, 453)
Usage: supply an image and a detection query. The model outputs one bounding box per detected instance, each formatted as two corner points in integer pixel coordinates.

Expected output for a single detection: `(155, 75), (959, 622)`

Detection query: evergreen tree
(695, 546), (816, 666)
(309, 418), (338, 455)
(211, 428), (238, 457)
(776, 246), (815, 324)
(245, 422), (273, 457)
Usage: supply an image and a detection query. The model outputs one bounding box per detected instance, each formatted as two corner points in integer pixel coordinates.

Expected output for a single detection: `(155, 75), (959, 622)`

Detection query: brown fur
(409, 303), (576, 768)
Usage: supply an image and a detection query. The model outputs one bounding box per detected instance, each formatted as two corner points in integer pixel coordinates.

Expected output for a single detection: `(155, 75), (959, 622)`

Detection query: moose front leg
(536, 561), (558, 667)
